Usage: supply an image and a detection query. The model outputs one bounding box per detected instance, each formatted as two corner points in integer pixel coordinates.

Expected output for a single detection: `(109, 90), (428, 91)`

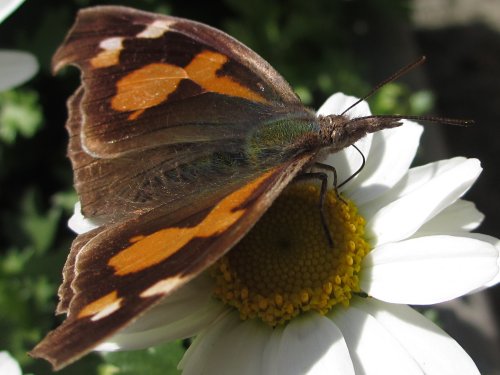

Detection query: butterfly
(31, 5), (409, 369)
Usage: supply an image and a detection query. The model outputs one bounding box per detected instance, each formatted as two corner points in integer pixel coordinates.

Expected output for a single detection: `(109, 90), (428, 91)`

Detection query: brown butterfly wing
(53, 5), (302, 158)
(57, 6), (313, 222)
(30, 154), (314, 370)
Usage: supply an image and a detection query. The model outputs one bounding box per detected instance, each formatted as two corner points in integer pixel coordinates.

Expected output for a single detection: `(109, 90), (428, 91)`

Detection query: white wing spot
(100, 37), (124, 50)
(90, 299), (122, 321)
(140, 275), (187, 298)
(137, 20), (175, 38)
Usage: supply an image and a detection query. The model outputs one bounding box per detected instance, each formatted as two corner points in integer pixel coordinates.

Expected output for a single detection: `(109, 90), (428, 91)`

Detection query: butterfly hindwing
(66, 86), (254, 222)
(30, 155), (314, 369)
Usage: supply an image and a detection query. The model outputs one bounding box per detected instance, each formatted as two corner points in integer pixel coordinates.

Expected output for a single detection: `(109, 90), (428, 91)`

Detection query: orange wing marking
(112, 63), (188, 120)
(185, 50), (268, 104)
(108, 169), (276, 276)
(111, 50), (268, 120)
(77, 291), (123, 320)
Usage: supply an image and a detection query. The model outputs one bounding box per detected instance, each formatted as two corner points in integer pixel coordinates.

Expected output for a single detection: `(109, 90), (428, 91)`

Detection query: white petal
(483, 242), (500, 288)
(182, 312), (354, 375)
(361, 157), (469, 221)
(0, 352), (22, 375)
(0, 50), (38, 91)
(179, 312), (239, 373)
(317, 93), (374, 189)
(97, 273), (223, 350)
(353, 298), (480, 374)
(268, 314), (354, 375)
(316, 92), (371, 118)
(361, 235), (499, 304)
(68, 202), (102, 234)
(0, 0), (25, 23)
(331, 306), (423, 374)
(345, 120), (423, 205)
(442, 233), (500, 290)
(408, 232), (500, 290)
(367, 158), (482, 245)
(415, 199), (484, 234)
(319, 135), (373, 190)
(180, 312), (271, 375)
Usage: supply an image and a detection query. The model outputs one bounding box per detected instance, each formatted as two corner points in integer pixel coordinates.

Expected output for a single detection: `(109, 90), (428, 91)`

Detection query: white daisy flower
(0, 0), (38, 91)
(70, 93), (499, 374)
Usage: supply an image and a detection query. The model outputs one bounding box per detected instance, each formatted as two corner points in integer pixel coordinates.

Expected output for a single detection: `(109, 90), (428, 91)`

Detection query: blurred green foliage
(100, 341), (185, 375)
(0, 90), (43, 144)
(0, 0), (429, 374)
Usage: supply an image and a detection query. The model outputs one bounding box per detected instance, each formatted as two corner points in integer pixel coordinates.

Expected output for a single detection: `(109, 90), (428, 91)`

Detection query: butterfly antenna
(340, 56), (427, 117)
(347, 114), (474, 127)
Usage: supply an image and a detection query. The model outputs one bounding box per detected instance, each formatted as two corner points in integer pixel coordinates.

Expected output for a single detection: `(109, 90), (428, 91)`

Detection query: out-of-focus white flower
(0, 0), (25, 23)
(0, 351), (22, 375)
(0, 0), (38, 91)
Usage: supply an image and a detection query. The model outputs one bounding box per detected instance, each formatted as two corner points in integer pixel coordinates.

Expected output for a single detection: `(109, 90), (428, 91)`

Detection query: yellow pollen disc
(212, 182), (371, 326)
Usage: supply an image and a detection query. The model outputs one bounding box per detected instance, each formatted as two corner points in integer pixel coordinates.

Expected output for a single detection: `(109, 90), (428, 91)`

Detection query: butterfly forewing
(53, 5), (303, 158)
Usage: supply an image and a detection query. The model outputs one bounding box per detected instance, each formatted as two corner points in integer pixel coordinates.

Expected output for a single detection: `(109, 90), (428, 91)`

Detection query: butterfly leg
(294, 171), (333, 247)
(312, 162), (347, 205)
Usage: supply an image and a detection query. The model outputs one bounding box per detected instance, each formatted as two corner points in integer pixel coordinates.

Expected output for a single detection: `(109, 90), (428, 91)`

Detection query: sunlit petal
(332, 306), (423, 374)
(180, 312), (271, 375)
(269, 314), (354, 375)
(415, 199), (484, 234)
(345, 120), (423, 205)
(367, 158), (482, 245)
(361, 157), (470, 220)
(362, 235), (498, 304)
(68, 202), (102, 234)
(354, 298), (480, 374)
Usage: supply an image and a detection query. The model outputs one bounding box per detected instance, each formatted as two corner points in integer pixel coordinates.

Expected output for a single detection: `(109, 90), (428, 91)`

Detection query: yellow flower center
(212, 182), (371, 326)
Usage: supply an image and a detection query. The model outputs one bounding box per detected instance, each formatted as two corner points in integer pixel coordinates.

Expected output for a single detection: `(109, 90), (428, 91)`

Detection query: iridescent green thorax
(245, 113), (321, 164)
